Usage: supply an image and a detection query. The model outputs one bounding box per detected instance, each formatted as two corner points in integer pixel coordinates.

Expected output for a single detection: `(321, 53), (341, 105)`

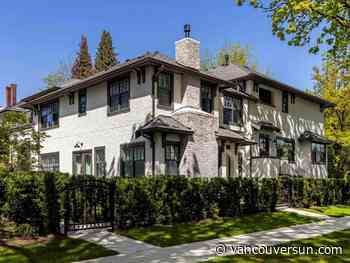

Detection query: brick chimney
(6, 84), (17, 107)
(175, 24), (200, 70)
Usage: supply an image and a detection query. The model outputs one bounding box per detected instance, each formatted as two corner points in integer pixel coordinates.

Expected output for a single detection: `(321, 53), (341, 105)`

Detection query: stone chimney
(6, 84), (17, 107)
(175, 24), (200, 70)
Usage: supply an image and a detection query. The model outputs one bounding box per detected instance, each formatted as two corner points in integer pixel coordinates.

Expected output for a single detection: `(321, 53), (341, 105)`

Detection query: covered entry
(137, 115), (193, 175)
(216, 128), (256, 177)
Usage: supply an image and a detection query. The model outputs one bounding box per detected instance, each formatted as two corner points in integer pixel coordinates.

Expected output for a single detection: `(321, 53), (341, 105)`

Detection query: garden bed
(115, 211), (318, 247)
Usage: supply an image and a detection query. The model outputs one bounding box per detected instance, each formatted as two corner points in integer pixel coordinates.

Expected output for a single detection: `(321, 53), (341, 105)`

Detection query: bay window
(165, 142), (180, 175)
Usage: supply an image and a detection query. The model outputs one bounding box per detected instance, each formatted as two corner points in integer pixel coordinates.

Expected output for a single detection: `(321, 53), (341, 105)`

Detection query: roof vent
(224, 54), (230, 66)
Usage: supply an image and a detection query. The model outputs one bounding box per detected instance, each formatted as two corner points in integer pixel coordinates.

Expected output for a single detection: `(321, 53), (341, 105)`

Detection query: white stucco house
(18, 26), (333, 178)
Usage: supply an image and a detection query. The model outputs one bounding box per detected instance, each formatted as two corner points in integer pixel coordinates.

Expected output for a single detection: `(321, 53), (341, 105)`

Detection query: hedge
(0, 172), (349, 235)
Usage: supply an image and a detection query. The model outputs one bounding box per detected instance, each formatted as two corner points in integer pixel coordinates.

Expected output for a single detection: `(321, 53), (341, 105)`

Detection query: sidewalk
(73, 216), (350, 263)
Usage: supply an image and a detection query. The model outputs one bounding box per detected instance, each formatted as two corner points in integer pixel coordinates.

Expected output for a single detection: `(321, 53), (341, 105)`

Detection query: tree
(43, 61), (72, 88)
(0, 112), (47, 171)
(236, 0), (350, 71)
(95, 30), (118, 72)
(201, 42), (261, 72)
(71, 35), (95, 79)
(311, 58), (350, 177)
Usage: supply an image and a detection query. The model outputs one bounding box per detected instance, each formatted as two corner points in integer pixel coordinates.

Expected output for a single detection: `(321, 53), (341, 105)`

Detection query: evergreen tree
(71, 35), (94, 79)
(95, 30), (118, 72)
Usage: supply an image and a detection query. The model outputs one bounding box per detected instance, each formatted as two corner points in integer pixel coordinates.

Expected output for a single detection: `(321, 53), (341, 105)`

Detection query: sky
(0, 0), (323, 107)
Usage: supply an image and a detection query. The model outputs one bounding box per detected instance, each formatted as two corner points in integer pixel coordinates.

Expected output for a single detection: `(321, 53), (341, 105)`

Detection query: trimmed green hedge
(0, 172), (349, 235)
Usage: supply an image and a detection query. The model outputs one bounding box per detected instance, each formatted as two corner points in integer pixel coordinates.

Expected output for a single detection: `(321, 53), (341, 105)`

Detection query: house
(18, 25), (333, 177)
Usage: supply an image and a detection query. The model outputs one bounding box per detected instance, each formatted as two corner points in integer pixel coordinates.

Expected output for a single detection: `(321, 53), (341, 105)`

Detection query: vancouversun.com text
(215, 243), (343, 256)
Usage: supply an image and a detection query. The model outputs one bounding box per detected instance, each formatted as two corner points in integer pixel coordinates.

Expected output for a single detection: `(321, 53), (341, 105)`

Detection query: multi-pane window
(165, 142), (180, 175)
(259, 134), (270, 157)
(158, 72), (173, 106)
(73, 151), (92, 175)
(223, 95), (243, 126)
(95, 147), (106, 177)
(40, 100), (59, 129)
(40, 152), (59, 172)
(312, 143), (326, 164)
(78, 89), (87, 114)
(121, 144), (145, 177)
(282, 91), (289, 113)
(69, 92), (75, 105)
(108, 77), (130, 113)
(276, 138), (295, 162)
(259, 88), (272, 105)
(201, 81), (214, 113)
(291, 93), (296, 104)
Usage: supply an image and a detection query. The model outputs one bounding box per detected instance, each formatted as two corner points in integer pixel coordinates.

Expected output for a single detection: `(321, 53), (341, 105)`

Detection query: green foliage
(71, 35), (95, 79)
(95, 30), (118, 72)
(43, 61), (72, 89)
(201, 42), (259, 71)
(0, 111), (47, 172)
(236, 0), (350, 70)
(311, 58), (350, 177)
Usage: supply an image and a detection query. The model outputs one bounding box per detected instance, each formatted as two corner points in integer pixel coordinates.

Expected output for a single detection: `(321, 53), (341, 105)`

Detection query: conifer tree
(71, 35), (94, 79)
(95, 30), (118, 72)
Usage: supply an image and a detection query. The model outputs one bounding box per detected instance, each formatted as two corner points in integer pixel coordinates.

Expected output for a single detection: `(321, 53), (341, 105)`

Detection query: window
(78, 89), (87, 114)
(157, 72), (173, 106)
(282, 91), (289, 113)
(40, 100), (59, 129)
(73, 151), (92, 175)
(312, 143), (326, 164)
(40, 152), (59, 171)
(121, 144), (145, 177)
(276, 138), (295, 162)
(253, 83), (259, 93)
(108, 77), (130, 113)
(165, 142), (180, 175)
(136, 67), (146, 85)
(201, 81), (215, 113)
(69, 92), (75, 105)
(95, 147), (106, 176)
(291, 93), (296, 104)
(259, 134), (270, 157)
(223, 95), (243, 126)
(259, 88), (272, 105)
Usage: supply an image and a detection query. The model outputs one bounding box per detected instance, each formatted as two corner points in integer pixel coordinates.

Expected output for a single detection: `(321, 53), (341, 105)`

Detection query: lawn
(0, 236), (118, 263)
(205, 228), (350, 262)
(115, 211), (318, 247)
(304, 205), (350, 217)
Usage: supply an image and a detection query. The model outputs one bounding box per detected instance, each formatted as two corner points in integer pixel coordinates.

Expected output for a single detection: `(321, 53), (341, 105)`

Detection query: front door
(73, 150), (93, 175)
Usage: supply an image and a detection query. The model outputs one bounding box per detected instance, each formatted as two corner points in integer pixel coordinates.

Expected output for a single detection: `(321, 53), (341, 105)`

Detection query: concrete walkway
(73, 216), (350, 263)
(277, 207), (331, 219)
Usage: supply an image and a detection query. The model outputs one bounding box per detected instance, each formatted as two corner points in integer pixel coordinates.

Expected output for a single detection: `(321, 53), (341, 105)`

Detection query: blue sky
(0, 0), (322, 106)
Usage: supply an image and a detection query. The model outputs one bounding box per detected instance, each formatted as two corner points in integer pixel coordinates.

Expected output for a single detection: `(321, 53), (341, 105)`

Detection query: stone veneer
(173, 110), (219, 177)
(175, 38), (200, 70)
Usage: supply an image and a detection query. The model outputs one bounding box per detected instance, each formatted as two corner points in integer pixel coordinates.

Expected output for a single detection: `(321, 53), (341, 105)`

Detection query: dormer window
(259, 88), (272, 105)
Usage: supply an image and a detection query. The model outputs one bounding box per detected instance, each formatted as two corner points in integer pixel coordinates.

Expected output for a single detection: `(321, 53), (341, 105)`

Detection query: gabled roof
(138, 115), (193, 135)
(18, 52), (248, 107)
(209, 64), (333, 107)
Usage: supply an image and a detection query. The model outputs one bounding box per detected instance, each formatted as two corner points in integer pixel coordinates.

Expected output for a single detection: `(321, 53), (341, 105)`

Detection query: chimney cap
(184, 24), (191, 38)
